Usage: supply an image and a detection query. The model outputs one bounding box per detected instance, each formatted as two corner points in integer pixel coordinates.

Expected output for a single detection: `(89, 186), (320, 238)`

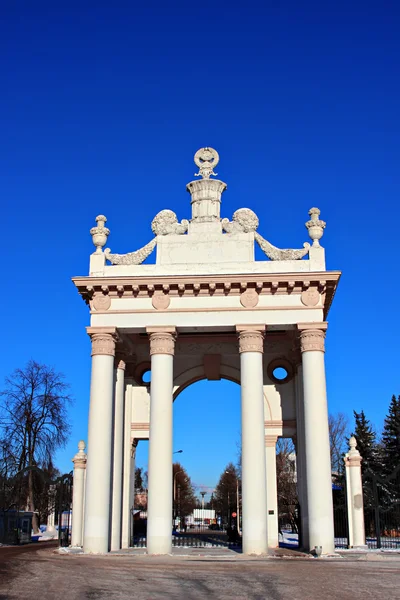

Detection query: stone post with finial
(186, 147), (227, 234)
(305, 207), (327, 271)
(71, 440), (87, 547)
(89, 215), (110, 276)
(344, 436), (367, 549)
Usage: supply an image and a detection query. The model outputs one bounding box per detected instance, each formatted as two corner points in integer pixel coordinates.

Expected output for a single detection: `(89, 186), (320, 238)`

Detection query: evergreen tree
(352, 410), (382, 476)
(381, 395), (400, 475)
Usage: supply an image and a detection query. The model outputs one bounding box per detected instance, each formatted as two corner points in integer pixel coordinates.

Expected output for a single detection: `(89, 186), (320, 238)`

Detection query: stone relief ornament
(104, 210), (188, 266)
(151, 210), (189, 236)
(255, 233), (310, 261)
(194, 147), (220, 179)
(104, 239), (157, 265)
(222, 208), (310, 260)
(305, 207), (326, 247)
(300, 288), (320, 307)
(240, 289), (259, 308)
(152, 292), (171, 310)
(222, 208), (259, 233)
(92, 293), (111, 311)
(90, 215), (110, 253)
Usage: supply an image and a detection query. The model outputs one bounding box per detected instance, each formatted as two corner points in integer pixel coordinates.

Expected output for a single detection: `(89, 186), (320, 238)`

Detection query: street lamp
(225, 471), (240, 533)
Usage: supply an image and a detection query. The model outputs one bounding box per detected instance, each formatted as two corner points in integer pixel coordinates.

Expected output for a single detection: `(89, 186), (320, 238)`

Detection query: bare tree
(276, 438), (298, 532)
(328, 412), (349, 476)
(0, 360), (72, 532)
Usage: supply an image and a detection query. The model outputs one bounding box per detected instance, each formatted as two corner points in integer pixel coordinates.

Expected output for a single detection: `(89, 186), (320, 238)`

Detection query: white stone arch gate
(73, 147), (341, 555)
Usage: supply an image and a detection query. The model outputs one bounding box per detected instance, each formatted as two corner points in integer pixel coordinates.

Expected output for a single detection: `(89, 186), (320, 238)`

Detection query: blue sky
(1, 2), (399, 492)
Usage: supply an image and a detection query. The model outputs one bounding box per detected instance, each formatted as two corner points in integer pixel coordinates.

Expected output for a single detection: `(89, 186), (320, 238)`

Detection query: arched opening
(173, 378), (241, 544)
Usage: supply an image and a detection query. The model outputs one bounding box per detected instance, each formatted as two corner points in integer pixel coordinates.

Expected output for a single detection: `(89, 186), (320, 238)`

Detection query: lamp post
(225, 470), (240, 532)
(173, 470), (184, 526)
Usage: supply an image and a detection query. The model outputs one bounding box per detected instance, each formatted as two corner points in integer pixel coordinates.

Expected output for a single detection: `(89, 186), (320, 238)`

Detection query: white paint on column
(302, 350), (335, 554)
(111, 365), (125, 551)
(265, 443), (279, 548)
(147, 353), (173, 554)
(241, 351), (268, 554)
(83, 354), (115, 553)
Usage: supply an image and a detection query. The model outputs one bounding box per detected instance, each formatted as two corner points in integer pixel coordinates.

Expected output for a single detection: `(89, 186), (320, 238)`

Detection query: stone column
(146, 327), (176, 555)
(265, 435), (279, 548)
(344, 437), (367, 549)
(83, 327), (117, 554)
(294, 363), (309, 550)
(121, 382), (132, 549)
(299, 324), (335, 554)
(46, 486), (57, 534)
(111, 359), (126, 551)
(237, 326), (268, 555)
(71, 441), (87, 547)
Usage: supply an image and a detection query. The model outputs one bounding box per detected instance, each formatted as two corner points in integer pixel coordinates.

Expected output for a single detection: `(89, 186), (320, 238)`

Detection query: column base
(350, 544), (368, 550)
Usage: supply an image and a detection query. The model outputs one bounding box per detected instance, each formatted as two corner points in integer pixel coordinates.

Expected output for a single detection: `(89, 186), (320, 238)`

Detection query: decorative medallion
(194, 147), (219, 179)
(92, 294), (111, 311)
(240, 289), (259, 308)
(152, 293), (171, 310)
(301, 288), (320, 307)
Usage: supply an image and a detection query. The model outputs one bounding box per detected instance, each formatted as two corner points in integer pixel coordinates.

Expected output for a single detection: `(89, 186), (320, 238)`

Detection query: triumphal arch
(72, 147), (340, 555)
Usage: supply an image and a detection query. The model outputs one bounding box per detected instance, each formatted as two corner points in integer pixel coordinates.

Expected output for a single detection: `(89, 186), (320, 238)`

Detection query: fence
(363, 465), (400, 549)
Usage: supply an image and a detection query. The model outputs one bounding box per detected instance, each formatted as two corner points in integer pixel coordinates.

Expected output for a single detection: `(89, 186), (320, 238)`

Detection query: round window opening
(272, 367), (288, 381)
(142, 370), (151, 384)
(267, 359), (293, 385)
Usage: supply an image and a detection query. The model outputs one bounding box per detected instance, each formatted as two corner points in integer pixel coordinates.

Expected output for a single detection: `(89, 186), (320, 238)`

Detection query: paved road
(1, 544), (399, 599)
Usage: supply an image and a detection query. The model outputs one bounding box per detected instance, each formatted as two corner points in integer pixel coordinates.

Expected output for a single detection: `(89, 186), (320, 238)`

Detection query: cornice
(72, 271), (341, 319)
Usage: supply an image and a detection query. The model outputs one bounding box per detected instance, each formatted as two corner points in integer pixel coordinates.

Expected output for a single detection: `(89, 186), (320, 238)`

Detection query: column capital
(116, 358), (126, 370)
(147, 327), (176, 356)
(298, 323), (327, 353)
(265, 434), (278, 447)
(236, 325), (265, 354)
(344, 436), (363, 467)
(72, 440), (87, 469)
(87, 327), (118, 357)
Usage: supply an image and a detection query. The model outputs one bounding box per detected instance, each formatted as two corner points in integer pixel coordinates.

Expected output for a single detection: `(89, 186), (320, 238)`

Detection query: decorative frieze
(74, 273), (339, 321)
(237, 328), (265, 354)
